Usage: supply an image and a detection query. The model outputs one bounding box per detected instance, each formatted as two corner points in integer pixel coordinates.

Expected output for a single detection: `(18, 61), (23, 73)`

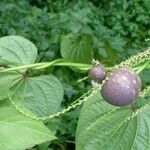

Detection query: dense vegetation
(0, 0), (149, 149)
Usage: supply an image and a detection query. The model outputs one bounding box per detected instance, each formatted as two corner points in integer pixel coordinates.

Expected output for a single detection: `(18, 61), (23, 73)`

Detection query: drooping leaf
(0, 35), (37, 65)
(76, 91), (150, 150)
(61, 33), (93, 64)
(0, 106), (56, 150)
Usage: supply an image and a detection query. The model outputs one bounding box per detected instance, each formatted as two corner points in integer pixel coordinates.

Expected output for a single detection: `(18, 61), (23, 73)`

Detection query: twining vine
(1, 47), (150, 121)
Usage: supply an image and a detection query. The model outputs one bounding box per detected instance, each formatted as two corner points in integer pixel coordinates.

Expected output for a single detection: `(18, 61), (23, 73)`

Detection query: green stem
(0, 59), (92, 72)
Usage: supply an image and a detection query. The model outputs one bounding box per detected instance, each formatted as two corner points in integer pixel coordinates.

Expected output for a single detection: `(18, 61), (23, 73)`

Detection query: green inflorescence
(116, 47), (150, 68)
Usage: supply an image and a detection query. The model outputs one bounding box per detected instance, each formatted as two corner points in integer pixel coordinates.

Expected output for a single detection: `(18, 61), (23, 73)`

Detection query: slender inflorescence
(8, 48), (150, 120)
(9, 86), (99, 121)
(77, 77), (88, 83)
(140, 86), (150, 97)
(112, 47), (150, 69)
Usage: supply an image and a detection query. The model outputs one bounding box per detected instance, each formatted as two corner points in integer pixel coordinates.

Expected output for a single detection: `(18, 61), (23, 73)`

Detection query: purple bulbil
(89, 64), (106, 83)
(101, 67), (141, 106)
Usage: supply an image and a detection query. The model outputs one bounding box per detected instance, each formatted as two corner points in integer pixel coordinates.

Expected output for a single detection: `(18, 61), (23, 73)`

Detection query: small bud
(89, 63), (106, 83)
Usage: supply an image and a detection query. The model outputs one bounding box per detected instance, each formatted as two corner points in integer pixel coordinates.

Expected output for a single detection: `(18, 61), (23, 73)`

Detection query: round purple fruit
(89, 63), (106, 83)
(101, 67), (141, 106)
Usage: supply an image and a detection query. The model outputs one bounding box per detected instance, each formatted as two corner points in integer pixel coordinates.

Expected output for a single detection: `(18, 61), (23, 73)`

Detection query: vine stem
(0, 59), (91, 72)
(1, 47), (150, 73)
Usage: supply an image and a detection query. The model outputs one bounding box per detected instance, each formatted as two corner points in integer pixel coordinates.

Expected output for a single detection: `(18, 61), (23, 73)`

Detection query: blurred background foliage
(0, 0), (149, 149)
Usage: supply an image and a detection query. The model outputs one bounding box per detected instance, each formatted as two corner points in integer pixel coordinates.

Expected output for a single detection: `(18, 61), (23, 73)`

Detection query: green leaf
(23, 75), (64, 117)
(0, 72), (22, 101)
(76, 90), (115, 139)
(61, 33), (93, 64)
(136, 87), (150, 108)
(0, 106), (56, 150)
(132, 108), (150, 150)
(10, 75), (64, 117)
(0, 35), (37, 65)
(0, 36), (38, 101)
(102, 40), (117, 66)
(37, 141), (51, 150)
(76, 91), (150, 150)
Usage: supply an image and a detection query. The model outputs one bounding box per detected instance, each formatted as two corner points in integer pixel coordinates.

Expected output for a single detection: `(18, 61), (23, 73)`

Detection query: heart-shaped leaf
(9, 75), (64, 117)
(0, 36), (38, 101)
(0, 35), (37, 65)
(23, 75), (64, 117)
